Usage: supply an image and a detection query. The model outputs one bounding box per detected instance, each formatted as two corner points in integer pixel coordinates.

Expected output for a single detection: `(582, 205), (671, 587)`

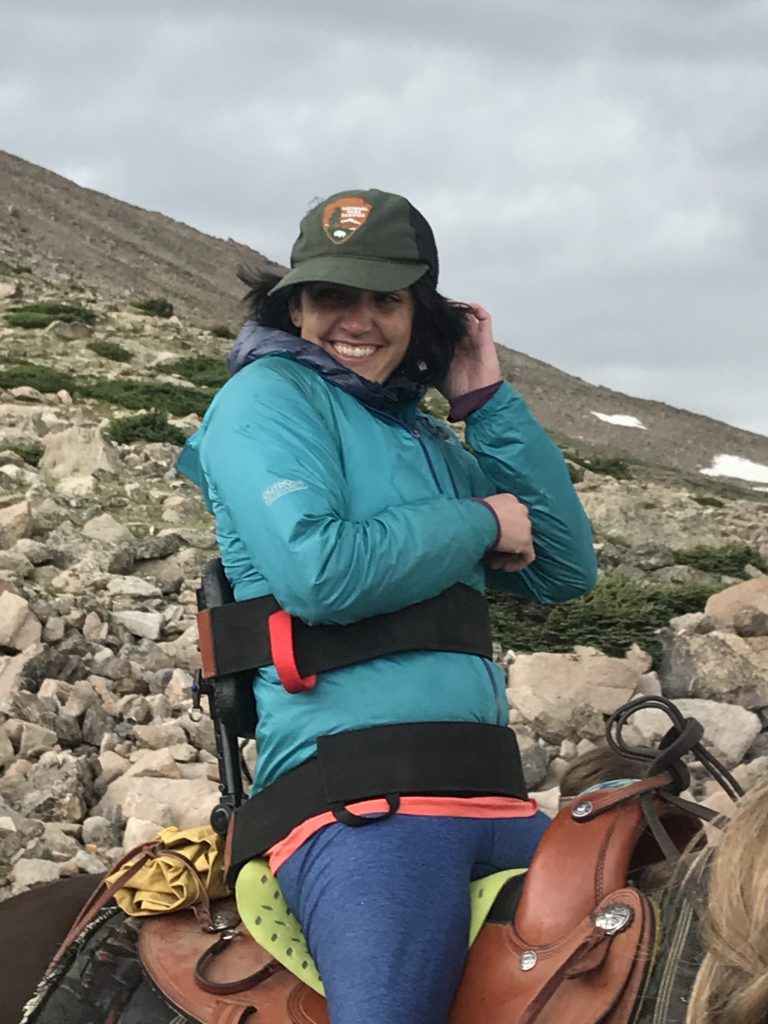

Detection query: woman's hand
(482, 493), (535, 572)
(438, 302), (502, 401)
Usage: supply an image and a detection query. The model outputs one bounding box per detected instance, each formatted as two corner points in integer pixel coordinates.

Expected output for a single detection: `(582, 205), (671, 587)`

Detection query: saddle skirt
(139, 898), (327, 1024)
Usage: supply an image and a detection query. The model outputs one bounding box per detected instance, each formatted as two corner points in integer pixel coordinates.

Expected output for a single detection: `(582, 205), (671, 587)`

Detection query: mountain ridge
(1, 147), (766, 489)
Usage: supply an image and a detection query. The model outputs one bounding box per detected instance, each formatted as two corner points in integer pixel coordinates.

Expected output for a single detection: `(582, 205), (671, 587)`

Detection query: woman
(178, 188), (597, 1024)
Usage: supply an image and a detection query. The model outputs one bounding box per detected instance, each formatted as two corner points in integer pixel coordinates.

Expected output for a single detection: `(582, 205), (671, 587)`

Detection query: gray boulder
(506, 646), (652, 743)
(660, 631), (768, 709)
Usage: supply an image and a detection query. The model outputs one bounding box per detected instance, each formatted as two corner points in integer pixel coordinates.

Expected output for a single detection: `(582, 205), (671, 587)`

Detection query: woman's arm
(438, 304), (597, 604)
(464, 383), (597, 602)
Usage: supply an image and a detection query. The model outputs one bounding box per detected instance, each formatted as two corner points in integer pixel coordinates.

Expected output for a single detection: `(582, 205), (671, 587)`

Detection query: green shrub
(0, 361), (213, 416)
(88, 340), (132, 363)
(672, 543), (767, 577)
(4, 302), (96, 329)
(84, 379), (213, 416)
(564, 451), (632, 480)
(5, 311), (56, 329)
(210, 324), (235, 339)
(132, 297), (174, 318)
(691, 495), (725, 509)
(0, 442), (44, 467)
(488, 573), (719, 662)
(0, 360), (79, 393)
(163, 356), (228, 389)
(108, 410), (187, 446)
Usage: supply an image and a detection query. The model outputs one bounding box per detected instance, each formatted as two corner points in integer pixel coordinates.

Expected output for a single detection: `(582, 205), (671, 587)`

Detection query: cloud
(2, 0), (767, 434)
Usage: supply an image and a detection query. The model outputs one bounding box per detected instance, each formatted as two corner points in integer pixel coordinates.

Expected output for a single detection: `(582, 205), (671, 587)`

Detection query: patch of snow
(700, 454), (768, 484)
(591, 411), (647, 430)
(754, 485), (768, 493)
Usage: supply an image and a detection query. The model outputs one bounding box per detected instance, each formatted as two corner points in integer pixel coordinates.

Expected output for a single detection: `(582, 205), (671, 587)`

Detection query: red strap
(268, 610), (318, 693)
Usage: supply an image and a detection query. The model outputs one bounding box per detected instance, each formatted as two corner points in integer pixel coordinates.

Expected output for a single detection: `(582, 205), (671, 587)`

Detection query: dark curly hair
(237, 266), (470, 387)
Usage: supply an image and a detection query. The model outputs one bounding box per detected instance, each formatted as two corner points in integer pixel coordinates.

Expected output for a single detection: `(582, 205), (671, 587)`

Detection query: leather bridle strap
(47, 841), (218, 975)
(46, 842), (159, 975)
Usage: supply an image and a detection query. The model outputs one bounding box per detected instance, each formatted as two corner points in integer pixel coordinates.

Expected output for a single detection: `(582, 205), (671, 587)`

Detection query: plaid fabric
(21, 908), (193, 1024)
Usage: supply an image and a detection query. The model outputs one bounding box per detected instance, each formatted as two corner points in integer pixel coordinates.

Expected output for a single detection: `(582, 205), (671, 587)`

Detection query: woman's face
(291, 283), (415, 384)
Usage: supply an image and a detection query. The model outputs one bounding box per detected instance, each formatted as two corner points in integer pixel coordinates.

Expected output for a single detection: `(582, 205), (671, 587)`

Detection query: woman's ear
(289, 296), (303, 329)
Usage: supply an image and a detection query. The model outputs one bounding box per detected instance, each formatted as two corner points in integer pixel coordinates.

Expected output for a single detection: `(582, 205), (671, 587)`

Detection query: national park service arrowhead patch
(322, 196), (372, 244)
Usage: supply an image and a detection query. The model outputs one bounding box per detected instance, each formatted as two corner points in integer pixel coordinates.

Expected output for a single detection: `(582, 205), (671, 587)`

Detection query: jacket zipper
(376, 411), (446, 495)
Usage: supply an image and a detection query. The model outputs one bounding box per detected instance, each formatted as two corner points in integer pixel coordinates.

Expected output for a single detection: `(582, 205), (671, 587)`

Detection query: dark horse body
(0, 873), (100, 1024)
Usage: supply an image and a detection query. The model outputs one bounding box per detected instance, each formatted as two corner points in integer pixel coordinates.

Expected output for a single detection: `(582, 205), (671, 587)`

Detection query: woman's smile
(292, 283), (415, 383)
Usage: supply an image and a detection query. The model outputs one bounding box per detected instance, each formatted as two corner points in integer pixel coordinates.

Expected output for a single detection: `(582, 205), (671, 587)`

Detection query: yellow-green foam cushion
(235, 858), (526, 995)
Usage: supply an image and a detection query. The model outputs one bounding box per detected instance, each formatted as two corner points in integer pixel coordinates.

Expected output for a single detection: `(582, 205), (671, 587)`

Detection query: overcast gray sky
(3, 0), (767, 436)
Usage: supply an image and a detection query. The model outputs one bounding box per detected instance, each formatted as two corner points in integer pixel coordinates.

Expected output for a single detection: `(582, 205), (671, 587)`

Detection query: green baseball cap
(268, 189), (439, 295)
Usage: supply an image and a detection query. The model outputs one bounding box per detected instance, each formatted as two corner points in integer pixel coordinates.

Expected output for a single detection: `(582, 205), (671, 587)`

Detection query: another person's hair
(686, 782), (768, 1024)
(237, 266), (470, 387)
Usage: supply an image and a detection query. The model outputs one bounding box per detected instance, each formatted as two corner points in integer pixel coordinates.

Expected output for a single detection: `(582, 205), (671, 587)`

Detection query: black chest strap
(226, 722), (527, 881)
(198, 582), (493, 693)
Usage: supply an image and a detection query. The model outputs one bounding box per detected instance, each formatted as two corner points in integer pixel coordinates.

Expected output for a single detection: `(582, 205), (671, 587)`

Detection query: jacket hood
(176, 322), (426, 498)
(227, 321), (426, 410)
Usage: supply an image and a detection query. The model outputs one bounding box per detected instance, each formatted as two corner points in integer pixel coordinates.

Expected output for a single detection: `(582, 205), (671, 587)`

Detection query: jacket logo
(262, 479), (307, 506)
(322, 197), (372, 245)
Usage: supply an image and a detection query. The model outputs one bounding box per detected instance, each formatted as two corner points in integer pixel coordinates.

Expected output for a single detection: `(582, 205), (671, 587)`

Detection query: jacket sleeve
(198, 361), (498, 625)
(461, 383), (597, 604)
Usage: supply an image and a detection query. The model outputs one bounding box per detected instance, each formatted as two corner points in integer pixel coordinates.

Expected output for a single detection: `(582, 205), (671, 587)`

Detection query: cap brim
(268, 257), (429, 295)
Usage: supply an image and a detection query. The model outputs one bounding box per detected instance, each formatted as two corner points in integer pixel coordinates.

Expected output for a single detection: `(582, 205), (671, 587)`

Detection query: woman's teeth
(331, 342), (378, 358)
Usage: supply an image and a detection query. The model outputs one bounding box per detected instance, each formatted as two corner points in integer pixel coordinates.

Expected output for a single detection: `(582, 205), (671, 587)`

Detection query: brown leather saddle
(136, 773), (702, 1024)
(139, 898), (326, 1024)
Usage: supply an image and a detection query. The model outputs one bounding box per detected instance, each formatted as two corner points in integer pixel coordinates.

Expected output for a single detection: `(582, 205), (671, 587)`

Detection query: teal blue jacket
(178, 327), (597, 791)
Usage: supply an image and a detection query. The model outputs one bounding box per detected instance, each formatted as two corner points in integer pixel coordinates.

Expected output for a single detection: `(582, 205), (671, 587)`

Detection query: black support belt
(198, 582), (493, 692)
(226, 722), (527, 880)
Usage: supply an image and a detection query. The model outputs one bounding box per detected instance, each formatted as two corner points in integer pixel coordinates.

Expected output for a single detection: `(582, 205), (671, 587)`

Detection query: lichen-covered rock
(96, 775), (219, 829)
(40, 427), (120, 487)
(10, 857), (62, 894)
(112, 609), (164, 641)
(3, 751), (97, 823)
(506, 646), (652, 743)
(733, 605), (768, 638)
(705, 578), (768, 629)
(0, 500), (31, 548)
(132, 720), (187, 749)
(0, 722), (14, 768)
(660, 631), (768, 708)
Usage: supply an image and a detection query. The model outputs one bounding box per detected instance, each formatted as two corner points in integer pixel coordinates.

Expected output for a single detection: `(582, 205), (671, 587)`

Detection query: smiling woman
(176, 187), (597, 1024)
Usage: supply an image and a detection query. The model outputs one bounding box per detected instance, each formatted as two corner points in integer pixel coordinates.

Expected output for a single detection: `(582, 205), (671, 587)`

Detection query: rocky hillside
(499, 347), (768, 484)
(0, 155), (766, 900)
(0, 149), (275, 325)
(3, 148), (768, 485)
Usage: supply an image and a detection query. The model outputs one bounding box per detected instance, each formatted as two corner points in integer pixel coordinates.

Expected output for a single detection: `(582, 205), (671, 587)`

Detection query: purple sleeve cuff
(469, 497), (501, 551)
(448, 381), (503, 422)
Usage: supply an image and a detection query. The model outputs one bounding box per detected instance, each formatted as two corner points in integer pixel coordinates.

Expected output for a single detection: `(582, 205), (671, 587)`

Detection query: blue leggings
(276, 812), (549, 1024)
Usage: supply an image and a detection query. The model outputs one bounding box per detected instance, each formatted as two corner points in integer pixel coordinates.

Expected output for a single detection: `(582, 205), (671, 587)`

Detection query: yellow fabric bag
(105, 824), (230, 916)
